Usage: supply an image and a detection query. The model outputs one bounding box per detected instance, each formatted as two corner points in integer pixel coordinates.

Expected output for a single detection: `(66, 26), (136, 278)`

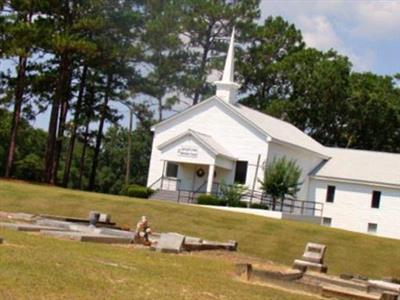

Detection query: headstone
(98, 213), (111, 223)
(302, 243), (326, 264)
(293, 242), (328, 273)
(235, 263), (252, 281)
(88, 211), (100, 227)
(155, 233), (185, 253)
(0, 236), (3, 244)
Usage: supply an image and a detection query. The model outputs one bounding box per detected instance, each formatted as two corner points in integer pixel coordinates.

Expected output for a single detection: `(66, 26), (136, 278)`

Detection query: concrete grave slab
(368, 280), (400, 294)
(155, 233), (185, 253)
(183, 239), (238, 251)
(0, 222), (70, 232)
(41, 230), (84, 241)
(201, 240), (237, 251)
(95, 228), (135, 239)
(293, 259), (328, 273)
(80, 234), (133, 244)
(184, 236), (203, 244)
(39, 214), (117, 227)
(321, 284), (381, 300)
(36, 219), (75, 230)
(0, 212), (37, 222)
(41, 230), (133, 244)
(302, 271), (370, 292)
(36, 219), (94, 233)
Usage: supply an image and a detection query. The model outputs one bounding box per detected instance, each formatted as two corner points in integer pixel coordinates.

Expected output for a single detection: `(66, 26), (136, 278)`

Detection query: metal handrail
(194, 181), (207, 193)
(148, 176), (163, 190)
(148, 176), (181, 191)
(245, 190), (324, 217)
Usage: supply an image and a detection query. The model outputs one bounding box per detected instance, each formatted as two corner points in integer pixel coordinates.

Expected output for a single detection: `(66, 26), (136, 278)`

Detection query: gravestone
(293, 242), (328, 273)
(235, 263), (252, 281)
(155, 233), (185, 253)
(98, 213), (111, 223)
(0, 236), (3, 244)
(302, 243), (327, 264)
(88, 211), (100, 227)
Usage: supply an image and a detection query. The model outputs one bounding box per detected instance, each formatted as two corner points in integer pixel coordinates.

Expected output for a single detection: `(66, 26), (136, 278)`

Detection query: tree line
(1, 0), (399, 195)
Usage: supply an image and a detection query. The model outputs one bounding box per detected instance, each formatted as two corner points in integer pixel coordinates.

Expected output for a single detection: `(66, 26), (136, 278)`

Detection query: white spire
(215, 27), (240, 104)
(222, 28), (236, 82)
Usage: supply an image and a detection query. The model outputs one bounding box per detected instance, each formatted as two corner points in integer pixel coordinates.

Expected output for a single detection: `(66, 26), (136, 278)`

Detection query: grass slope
(1, 179), (400, 299)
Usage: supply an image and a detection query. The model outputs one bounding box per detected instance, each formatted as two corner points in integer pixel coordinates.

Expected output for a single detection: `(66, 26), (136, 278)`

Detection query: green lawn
(1, 179), (400, 299)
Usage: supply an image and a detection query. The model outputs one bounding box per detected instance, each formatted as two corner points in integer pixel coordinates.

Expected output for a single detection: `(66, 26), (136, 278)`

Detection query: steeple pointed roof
(222, 27), (236, 82)
(215, 27), (240, 104)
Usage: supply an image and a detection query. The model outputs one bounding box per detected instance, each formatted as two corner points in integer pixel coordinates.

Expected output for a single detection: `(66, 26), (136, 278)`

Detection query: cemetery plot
(235, 242), (400, 300)
(0, 210), (237, 253)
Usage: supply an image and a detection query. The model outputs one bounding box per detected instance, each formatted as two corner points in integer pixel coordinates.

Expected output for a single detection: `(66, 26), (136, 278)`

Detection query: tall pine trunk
(62, 64), (88, 187)
(78, 121), (90, 189)
(4, 55), (28, 177)
(88, 74), (112, 191)
(192, 26), (212, 105)
(43, 53), (71, 183)
(4, 8), (33, 178)
(53, 65), (73, 184)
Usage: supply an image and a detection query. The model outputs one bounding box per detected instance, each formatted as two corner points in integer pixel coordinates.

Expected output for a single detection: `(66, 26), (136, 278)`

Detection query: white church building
(147, 30), (400, 240)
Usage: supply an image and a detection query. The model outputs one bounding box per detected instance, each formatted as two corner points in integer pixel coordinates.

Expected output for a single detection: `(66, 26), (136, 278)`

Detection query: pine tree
(180, 0), (260, 105)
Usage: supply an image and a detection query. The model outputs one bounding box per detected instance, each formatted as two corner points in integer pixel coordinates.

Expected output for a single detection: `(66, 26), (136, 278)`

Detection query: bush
(229, 201), (248, 208)
(14, 154), (43, 181)
(125, 184), (154, 199)
(250, 203), (269, 210)
(220, 182), (247, 207)
(197, 194), (227, 206)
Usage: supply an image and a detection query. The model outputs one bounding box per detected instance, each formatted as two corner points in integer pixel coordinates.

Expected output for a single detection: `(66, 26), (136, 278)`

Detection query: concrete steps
(150, 190), (180, 202)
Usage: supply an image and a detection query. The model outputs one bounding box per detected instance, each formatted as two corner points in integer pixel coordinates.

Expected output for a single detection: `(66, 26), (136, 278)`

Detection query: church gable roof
(153, 96), (328, 158)
(231, 104), (328, 157)
(157, 129), (236, 160)
(313, 148), (400, 187)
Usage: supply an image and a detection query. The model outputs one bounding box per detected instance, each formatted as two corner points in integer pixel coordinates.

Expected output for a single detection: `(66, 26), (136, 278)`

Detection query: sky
(260, 0), (400, 74)
(10, 0), (400, 130)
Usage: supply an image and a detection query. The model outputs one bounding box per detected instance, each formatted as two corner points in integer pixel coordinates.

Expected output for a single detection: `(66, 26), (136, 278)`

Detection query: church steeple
(215, 27), (240, 104)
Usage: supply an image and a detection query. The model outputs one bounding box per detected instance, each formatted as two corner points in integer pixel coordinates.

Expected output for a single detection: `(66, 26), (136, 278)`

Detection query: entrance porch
(150, 161), (234, 195)
(150, 129), (237, 195)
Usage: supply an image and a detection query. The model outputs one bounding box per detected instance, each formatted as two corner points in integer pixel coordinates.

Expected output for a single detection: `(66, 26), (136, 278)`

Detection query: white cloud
(260, 0), (400, 40)
(352, 1), (400, 39)
(297, 15), (342, 50)
(258, 0), (391, 71)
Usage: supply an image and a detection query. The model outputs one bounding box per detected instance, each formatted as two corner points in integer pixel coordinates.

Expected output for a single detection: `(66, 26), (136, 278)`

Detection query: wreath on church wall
(196, 168), (205, 177)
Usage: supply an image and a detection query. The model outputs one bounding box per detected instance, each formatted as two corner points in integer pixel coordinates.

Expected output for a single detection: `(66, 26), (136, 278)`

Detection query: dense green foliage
(260, 157), (302, 205)
(1, 1), (399, 196)
(219, 182), (247, 207)
(125, 184), (154, 199)
(249, 203), (269, 210)
(0, 109), (46, 181)
(197, 194), (227, 206)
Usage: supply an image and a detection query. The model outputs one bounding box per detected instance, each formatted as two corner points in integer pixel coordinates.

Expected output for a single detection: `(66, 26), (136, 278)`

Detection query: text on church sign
(177, 146), (198, 158)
